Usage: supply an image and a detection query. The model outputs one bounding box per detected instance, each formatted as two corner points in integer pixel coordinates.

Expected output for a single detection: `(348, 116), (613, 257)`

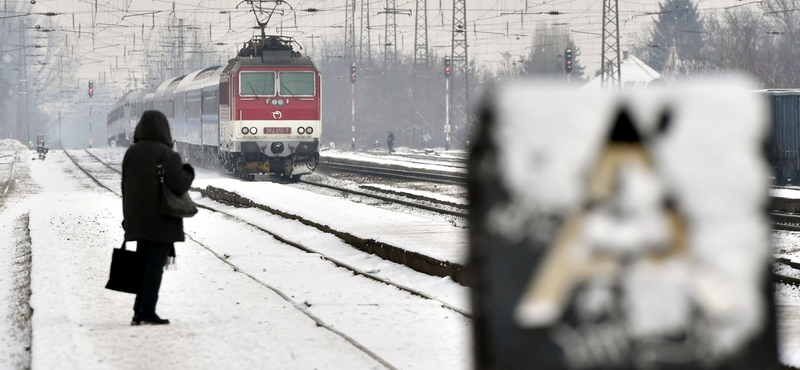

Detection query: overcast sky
(10, 0), (748, 90)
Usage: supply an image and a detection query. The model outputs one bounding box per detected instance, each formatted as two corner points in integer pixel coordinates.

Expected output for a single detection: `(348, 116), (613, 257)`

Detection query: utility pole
(413, 0), (429, 67)
(345, 0), (356, 59)
(359, 0), (371, 61)
(88, 79), (94, 148)
(411, 0), (429, 147)
(383, 0), (398, 68)
(350, 63), (357, 150)
(16, 21), (22, 142)
(58, 111), (62, 149)
(444, 56), (451, 150)
(178, 18), (185, 75)
(19, 20), (30, 145)
(59, 54), (63, 148)
(600, 0), (621, 91)
(450, 0), (469, 144)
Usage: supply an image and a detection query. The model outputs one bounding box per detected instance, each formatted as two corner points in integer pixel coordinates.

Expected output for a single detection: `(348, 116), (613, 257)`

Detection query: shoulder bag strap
(120, 241), (127, 250)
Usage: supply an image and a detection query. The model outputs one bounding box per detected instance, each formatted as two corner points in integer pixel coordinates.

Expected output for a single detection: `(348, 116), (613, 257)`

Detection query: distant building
(582, 51), (662, 91)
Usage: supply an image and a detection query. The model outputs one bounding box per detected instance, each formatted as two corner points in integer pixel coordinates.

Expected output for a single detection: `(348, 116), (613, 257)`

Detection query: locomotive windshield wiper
(245, 81), (259, 97)
(280, 83), (299, 100)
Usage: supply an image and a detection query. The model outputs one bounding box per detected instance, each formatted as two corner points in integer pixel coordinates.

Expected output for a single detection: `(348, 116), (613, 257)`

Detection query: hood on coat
(133, 110), (173, 146)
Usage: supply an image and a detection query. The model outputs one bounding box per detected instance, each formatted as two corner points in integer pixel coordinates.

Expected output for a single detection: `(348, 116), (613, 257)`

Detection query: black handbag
(158, 153), (198, 218)
(105, 242), (145, 294)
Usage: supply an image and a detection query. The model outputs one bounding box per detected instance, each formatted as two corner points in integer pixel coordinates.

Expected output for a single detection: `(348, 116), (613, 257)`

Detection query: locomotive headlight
(306, 127), (314, 135)
(271, 99), (278, 105)
(249, 127), (257, 135)
(297, 127), (305, 134)
(277, 99), (284, 105)
(241, 127), (249, 135)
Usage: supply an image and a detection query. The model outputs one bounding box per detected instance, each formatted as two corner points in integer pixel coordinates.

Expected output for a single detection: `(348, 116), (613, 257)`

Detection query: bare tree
(522, 24), (586, 82)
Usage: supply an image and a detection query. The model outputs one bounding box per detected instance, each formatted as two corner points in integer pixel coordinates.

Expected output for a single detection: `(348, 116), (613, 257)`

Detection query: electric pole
(600, 0), (621, 91)
(383, 0), (398, 68)
(351, 63), (357, 150)
(345, 0), (356, 58)
(88, 79), (94, 148)
(444, 56), (451, 150)
(178, 18), (185, 75)
(19, 20), (30, 145)
(450, 0), (469, 144)
(359, 0), (371, 61)
(413, 0), (429, 67)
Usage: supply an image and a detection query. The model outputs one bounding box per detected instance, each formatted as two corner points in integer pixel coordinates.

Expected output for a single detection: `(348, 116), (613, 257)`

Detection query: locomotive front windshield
(279, 72), (315, 96)
(240, 72), (275, 96)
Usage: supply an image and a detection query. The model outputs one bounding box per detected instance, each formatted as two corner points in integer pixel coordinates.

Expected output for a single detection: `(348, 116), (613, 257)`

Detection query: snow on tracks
(30, 150), (389, 369)
(67, 149), (472, 370)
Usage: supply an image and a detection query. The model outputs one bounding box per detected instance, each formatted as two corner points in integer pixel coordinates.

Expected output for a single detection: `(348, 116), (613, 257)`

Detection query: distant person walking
(387, 132), (395, 154)
(122, 110), (195, 325)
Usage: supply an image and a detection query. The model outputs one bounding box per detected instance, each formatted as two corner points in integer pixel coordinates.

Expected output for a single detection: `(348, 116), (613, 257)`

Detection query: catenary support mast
(450, 0), (469, 142)
(359, 0), (371, 61)
(345, 0), (356, 58)
(413, 0), (429, 67)
(383, 0), (398, 68)
(600, 0), (621, 91)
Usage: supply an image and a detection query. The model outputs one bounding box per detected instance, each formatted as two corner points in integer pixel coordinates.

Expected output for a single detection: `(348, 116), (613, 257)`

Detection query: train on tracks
(107, 35), (321, 179)
(767, 89), (800, 185)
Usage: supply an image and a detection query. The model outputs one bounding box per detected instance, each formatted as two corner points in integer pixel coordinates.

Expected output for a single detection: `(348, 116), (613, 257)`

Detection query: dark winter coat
(122, 110), (195, 243)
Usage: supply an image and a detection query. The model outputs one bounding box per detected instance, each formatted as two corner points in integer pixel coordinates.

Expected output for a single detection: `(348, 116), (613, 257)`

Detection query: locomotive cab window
(239, 72), (275, 96)
(279, 72), (315, 97)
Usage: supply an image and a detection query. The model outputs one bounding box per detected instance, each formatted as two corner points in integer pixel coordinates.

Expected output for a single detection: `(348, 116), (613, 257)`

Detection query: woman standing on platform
(121, 110), (195, 325)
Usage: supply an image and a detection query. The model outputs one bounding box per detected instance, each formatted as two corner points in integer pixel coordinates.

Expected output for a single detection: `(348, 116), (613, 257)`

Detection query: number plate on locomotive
(263, 127), (291, 134)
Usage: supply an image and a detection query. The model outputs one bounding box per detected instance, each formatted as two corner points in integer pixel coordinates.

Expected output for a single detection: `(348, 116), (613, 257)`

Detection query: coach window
(279, 72), (315, 96)
(239, 72), (275, 97)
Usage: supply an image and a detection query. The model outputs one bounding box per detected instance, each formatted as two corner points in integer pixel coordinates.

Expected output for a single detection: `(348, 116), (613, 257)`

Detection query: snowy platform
(0, 150), (471, 369)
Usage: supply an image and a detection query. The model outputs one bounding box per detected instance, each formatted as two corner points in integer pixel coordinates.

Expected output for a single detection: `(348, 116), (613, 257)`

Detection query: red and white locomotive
(107, 36), (321, 179)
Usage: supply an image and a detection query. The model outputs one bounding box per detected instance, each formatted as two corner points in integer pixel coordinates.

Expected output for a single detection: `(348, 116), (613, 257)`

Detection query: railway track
(355, 151), (467, 169)
(772, 212), (800, 231)
(63, 149), (401, 368)
(298, 178), (467, 218)
(319, 161), (465, 185)
(0, 151), (19, 200)
(72, 149), (470, 315)
(65, 148), (478, 369)
(82, 149), (467, 218)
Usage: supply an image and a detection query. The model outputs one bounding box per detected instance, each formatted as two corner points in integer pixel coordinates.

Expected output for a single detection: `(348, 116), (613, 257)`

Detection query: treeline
(633, 0), (800, 87)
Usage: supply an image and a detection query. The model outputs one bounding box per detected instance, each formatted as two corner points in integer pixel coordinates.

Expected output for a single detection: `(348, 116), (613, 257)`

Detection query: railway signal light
(350, 63), (356, 83)
(564, 48), (573, 74)
(444, 56), (451, 78)
(88, 79), (94, 98)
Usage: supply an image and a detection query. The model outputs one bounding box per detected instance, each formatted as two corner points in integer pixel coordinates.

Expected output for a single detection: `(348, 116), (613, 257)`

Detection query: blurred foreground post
(468, 79), (778, 370)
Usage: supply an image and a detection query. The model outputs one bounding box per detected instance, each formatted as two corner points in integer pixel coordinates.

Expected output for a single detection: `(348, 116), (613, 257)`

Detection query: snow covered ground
(771, 231), (800, 367)
(771, 187), (800, 200)
(0, 149), (472, 369)
(321, 149), (467, 176)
